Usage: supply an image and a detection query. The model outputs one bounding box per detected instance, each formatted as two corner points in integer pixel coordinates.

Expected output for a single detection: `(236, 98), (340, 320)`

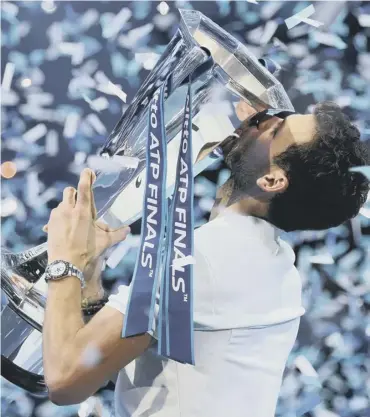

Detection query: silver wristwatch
(45, 260), (85, 288)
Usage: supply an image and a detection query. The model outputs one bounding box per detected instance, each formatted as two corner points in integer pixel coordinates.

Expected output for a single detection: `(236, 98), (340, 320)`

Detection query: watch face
(49, 261), (67, 277)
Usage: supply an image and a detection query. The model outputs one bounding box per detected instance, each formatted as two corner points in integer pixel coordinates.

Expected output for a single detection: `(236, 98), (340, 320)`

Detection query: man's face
(223, 101), (317, 195)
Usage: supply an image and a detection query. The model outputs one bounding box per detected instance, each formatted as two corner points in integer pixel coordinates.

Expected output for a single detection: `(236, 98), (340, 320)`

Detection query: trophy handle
(0, 245), (105, 395)
(1, 355), (47, 396)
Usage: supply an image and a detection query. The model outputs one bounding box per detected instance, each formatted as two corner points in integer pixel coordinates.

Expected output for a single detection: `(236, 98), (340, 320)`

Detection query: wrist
(82, 283), (105, 303)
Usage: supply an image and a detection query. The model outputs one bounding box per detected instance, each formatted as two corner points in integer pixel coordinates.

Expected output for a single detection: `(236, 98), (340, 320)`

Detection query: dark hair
(268, 101), (369, 231)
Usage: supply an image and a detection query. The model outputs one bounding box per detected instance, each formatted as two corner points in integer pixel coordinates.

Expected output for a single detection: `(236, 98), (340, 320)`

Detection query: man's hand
(45, 168), (130, 273)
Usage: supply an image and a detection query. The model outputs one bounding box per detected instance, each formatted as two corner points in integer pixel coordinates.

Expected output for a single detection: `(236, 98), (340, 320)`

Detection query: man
(43, 101), (368, 417)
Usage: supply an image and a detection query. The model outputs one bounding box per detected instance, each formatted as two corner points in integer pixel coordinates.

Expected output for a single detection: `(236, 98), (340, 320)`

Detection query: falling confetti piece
(45, 130), (59, 156)
(157, 1), (170, 15)
(260, 21), (279, 45)
(23, 123), (47, 143)
(2, 89), (19, 106)
(87, 155), (139, 172)
(285, 5), (324, 30)
(358, 14), (370, 28)
(272, 37), (288, 51)
(90, 96), (109, 112)
(107, 81), (127, 103)
(118, 23), (154, 49)
(85, 113), (107, 135)
(295, 355), (319, 378)
(1, 198), (18, 217)
(135, 52), (160, 70)
(172, 255), (196, 269)
(311, 31), (347, 50)
(102, 7), (132, 39)
(63, 113), (81, 138)
(1, 1), (19, 17)
(260, 1), (282, 20)
(58, 42), (85, 65)
(309, 253), (335, 265)
(1, 62), (15, 91)
(80, 343), (102, 368)
(349, 166), (370, 180)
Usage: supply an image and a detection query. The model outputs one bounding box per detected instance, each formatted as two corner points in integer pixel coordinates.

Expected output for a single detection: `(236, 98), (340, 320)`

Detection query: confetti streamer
(285, 5), (324, 30)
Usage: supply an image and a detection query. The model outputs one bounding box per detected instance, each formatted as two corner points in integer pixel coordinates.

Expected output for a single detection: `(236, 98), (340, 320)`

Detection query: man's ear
(256, 168), (288, 194)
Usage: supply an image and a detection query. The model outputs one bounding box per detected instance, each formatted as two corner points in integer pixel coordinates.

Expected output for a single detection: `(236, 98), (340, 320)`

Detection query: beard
(221, 129), (271, 199)
(222, 134), (260, 192)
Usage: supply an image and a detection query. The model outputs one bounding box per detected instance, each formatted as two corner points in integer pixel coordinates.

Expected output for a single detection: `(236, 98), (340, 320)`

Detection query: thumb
(106, 226), (131, 247)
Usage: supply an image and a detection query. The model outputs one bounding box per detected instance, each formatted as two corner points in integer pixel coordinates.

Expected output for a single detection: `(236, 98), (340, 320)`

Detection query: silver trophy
(1, 9), (294, 394)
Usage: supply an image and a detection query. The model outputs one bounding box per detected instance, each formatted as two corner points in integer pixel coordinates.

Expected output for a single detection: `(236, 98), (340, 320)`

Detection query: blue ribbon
(122, 80), (168, 338)
(158, 77), (195, 364)
(123, 55), (213, 364)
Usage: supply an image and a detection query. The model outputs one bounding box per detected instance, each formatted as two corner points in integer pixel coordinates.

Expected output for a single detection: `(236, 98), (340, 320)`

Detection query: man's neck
(209, 178), (268, 221)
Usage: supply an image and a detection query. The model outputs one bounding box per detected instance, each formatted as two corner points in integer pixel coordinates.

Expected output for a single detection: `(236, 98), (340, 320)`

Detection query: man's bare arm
(43, 276), (152, 406)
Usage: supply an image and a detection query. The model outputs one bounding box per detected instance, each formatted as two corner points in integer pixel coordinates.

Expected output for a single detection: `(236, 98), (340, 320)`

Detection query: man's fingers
(62, 187), (77, 207)
(105, 226), (131, 247)
(76, 168), (93, 210)
(90, 171), (97, 219)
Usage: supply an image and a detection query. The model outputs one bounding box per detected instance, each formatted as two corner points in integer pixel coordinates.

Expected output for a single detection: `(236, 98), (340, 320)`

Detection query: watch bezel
(47, 260), (69, 278)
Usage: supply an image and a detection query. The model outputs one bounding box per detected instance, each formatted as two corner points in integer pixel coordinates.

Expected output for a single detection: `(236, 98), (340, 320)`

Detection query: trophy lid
(179, 9), (294, 112)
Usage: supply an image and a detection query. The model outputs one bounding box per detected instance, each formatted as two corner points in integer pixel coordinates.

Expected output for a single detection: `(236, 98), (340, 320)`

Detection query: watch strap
(67, 264), (86, 288)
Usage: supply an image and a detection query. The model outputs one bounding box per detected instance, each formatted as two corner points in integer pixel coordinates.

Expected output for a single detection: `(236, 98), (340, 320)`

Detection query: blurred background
(1, 1), (370, 416)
